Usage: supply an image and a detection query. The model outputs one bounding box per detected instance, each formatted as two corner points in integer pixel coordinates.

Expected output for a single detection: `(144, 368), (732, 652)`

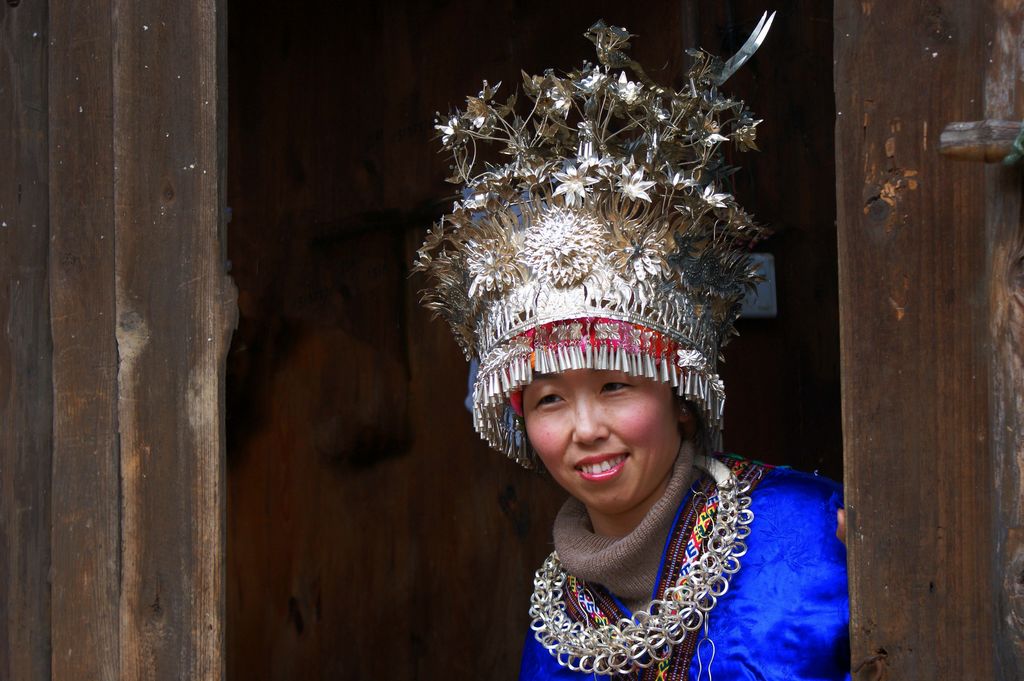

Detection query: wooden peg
(938, 119), (1022, 162)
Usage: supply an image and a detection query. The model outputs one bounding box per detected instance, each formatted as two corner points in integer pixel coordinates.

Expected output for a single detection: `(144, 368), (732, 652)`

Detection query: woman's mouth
(577, 454), (628, 481)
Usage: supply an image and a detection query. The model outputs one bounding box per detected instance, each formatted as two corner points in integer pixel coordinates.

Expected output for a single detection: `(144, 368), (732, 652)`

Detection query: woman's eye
(602, 382), (628, 392)
(536, 394), (562, 406)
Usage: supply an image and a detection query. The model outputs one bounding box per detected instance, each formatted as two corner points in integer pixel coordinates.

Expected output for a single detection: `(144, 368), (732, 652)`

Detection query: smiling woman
(414, 17), (850, 681)
(523, 370), (685, 538)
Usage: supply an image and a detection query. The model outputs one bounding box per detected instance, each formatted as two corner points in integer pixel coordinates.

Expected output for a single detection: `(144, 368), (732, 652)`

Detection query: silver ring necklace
(528, 454), (754, 676)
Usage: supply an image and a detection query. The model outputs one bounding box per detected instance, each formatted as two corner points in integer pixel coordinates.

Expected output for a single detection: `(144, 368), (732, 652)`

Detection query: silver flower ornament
(617, 166), (657, 202)
(553, 164), (600, 207)
(613, 71), (643, 105)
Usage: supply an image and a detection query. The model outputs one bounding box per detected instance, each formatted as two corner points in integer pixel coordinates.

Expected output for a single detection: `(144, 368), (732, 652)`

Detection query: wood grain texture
(0, 2), (52, 680)
(111, 1), (233, 679)
(6, 2), (232, 678)
(984, 2), (1024, 677)
(47, 2), (121, 679)
(835, 1), (995, 678)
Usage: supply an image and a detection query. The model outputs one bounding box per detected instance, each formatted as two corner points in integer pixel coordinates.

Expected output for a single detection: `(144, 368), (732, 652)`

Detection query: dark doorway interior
(225, 2), (838, 678)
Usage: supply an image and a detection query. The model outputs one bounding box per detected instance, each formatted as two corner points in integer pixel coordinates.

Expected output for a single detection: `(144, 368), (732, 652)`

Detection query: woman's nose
(571, 399), (608, 443)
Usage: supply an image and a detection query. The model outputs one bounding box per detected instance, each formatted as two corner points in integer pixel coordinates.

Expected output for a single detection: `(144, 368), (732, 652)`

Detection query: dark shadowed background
(224, 1), (839, 678)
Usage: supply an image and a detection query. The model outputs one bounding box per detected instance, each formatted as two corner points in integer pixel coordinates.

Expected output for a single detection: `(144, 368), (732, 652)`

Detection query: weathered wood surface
(47, 2), (121, 679)
(984, 3), (1024, 677)
(111, 1), (233, 679)
(225, 1), (841, 679)
(0, 2), (52, 680)
(5, 0), (232, 678)
(940, 119), (1021, 162)
(835, 1), (994, 679)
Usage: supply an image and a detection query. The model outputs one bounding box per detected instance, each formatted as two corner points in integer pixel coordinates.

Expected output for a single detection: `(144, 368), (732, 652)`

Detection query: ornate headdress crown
(415, 19), (771, 467)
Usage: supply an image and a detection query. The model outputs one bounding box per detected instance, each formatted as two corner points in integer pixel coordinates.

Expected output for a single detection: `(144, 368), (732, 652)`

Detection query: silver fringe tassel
(472, 337), (726, 468)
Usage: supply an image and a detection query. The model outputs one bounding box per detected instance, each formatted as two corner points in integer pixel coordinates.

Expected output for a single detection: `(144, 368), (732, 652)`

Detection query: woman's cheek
(526, 418), (562, 463)
(618, 404), (653, 440)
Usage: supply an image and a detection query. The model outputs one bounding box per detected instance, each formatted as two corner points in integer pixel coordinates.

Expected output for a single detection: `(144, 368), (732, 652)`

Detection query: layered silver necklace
(528, 454), (754, 676)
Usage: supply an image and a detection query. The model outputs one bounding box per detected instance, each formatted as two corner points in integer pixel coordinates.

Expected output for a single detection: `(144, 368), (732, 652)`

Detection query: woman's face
(522, 369), (687, 537)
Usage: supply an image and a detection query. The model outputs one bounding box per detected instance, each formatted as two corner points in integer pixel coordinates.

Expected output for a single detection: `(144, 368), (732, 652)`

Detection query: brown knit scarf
(551, 441), (697, 613)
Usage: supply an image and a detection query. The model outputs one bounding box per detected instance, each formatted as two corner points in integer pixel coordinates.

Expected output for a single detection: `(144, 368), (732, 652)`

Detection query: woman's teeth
(580, 455), (626, 474)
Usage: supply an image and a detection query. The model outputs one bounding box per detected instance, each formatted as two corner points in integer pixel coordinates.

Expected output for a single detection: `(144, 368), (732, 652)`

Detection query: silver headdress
(415, 19), (771, 468)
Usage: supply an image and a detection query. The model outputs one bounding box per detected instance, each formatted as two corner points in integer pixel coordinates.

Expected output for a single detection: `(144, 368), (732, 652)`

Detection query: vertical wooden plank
(47, 1), (121, 679)
(835, 1), (995, 679)
(985, 2), (1024, 677)
(112, 1), (233, 679)
(0, 2), (52, 680)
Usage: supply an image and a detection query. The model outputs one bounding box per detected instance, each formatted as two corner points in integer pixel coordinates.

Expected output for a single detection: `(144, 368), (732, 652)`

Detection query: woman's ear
(677, 401), (698, 440)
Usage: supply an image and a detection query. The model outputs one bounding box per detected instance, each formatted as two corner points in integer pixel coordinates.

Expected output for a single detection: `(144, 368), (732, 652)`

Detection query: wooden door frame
(836, 0), (1021, 678)
(1, 1), (235, 679)
(980, 5), (1024, 675)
